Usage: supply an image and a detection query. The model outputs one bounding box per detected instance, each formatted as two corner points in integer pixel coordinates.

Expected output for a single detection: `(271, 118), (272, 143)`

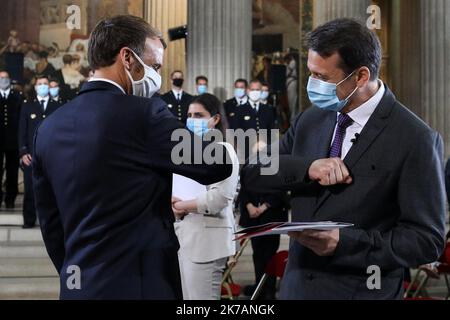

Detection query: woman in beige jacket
(172, 94), (239, 300)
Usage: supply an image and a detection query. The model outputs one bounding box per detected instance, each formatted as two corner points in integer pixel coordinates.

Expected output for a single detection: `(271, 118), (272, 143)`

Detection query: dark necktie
(40, 100), (46, 113)
(177, 93), (181, 101)
(329, 113), (354, 158)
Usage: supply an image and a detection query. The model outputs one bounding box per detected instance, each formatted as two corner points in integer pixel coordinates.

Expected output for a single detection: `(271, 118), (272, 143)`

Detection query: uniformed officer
(19, 75), (62, 228)
(161, 70), (193, 124)
(234, 80), (275, 133)
(49, 78), (69, 104)
(0, 70), (22, 209)
(223, 78), (248, 129)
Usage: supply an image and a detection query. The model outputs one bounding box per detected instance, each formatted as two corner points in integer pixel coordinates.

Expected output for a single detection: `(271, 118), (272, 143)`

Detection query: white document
(172, 174), (207, 202)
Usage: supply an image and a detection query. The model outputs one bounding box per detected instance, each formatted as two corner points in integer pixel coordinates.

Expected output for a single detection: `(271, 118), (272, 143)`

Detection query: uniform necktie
(329, 113), (354, 158)
(40, 100), (46, 112)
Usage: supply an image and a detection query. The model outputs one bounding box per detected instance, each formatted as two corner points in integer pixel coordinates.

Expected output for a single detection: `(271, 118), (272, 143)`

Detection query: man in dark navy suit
(0, 71), (22, 209)
(161, 70), (193, 124)
(32, 15), (232, 300)
(19, 75), (61, 228)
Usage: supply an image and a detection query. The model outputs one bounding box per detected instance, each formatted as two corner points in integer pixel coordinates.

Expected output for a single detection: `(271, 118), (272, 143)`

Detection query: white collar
(37, 95), (49, 102)
(345, 80), (385, 128)
(235, 96), (248, 104)
(0, 88), (11, 97)
(172, 88), (183, 96)
(250, 100), (259, 108)
(89, 78), (126, 94)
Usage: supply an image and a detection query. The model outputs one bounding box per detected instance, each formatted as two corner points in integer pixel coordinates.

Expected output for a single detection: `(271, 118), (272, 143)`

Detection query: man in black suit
(238, 188), (289, 299)
(241, 19), (446, 300)
(0, 71), (22, 209)
(49, 79), (69, 104)
(19, 75), (61, 228)
(32, 15), (232, 300)
(223, 78), (248, 129)
(161, 70), (193, 124)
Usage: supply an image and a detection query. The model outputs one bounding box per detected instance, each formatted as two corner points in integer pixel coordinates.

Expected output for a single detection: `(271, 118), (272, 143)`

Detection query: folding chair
(404, 232), (450, 300)
(221, 238), (250, 300)
(251, 250), (288, 300)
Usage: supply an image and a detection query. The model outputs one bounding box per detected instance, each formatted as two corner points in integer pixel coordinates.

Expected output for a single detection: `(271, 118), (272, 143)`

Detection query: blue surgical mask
(307, 72), (358, 112)
(186, 118), (212, 137)
(234, 88), (246, 99)
(260, 91), (270, 101)
(36, 84), (49, 98)
(49, 87), (60, 98)
(197, 85), (207, 95)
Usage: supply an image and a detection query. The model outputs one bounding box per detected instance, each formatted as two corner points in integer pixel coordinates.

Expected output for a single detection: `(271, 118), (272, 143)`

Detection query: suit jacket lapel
(314, 86), (397, 213)
(314, 111), (337, 159)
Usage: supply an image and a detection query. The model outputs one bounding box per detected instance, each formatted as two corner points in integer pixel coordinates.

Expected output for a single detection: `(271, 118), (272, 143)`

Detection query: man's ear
(356, 67), (371, 87)
(119, 48), (133, 71)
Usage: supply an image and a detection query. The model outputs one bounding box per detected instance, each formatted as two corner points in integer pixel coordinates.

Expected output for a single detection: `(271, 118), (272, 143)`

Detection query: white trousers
(178, 249), (227, 300)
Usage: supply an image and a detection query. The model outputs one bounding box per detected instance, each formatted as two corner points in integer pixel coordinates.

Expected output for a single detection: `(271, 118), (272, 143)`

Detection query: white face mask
(249, 90), (262, 102)
(125, 49), (162, 98)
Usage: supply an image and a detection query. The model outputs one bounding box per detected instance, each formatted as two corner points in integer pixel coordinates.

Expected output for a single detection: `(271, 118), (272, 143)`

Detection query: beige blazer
(175, 143), (239, 263)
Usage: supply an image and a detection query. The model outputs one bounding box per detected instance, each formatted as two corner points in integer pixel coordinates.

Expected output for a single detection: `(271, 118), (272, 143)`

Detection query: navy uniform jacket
(242, 87), (446, 300)
(233, 102), (275, 132)
(223, 98), (248, 130)
(19, 98), (61, 157)
(0, 90), (22, 150)
(161, 90), (193, 124)
(32, 81), (232, 300)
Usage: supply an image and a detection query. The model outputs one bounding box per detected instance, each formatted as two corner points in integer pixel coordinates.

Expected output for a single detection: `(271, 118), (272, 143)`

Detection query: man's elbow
(197, 163), (232, 185)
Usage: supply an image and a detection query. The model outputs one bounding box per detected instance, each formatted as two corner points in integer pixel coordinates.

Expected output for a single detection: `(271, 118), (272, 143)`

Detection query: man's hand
(246, 203), (261, 219)
(309, 158), (353, 186)
(288, 229), (340, 257)
(172, 197), (187, 220)
(22, 154), (32, 167)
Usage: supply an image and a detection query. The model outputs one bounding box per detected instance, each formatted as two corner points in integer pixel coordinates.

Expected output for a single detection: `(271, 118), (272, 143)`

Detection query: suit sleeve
(240, 112), (317, 193)
(19, 103), (29, 157)
(331, 131), (447, 270)
(146, 99), (232, 186)
(32, 127), (65, 274)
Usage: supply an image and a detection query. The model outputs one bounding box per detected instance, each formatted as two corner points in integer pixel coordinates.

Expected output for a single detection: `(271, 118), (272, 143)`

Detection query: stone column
(420, 0), (450, 157)
(146, 0), (188, 92)
(187, 0), (252, 100)
(313, 0), (372, 27)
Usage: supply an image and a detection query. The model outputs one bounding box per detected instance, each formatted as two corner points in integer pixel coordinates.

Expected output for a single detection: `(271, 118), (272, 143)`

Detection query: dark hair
(191, 93), (228, 135)
(307, 18), (381, 80)
(235, 78), (248, 87)
(88, 15), (164, 70)
(35, 75), (49, 82)
(39, 51), (49, 59)
(195, 75), (208, 84)
(62, 54), (73, 65)
(171, 70), (183, 78)
(49, 78), (59, 85)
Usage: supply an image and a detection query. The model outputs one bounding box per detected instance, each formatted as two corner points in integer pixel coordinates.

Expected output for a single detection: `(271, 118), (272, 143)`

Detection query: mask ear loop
(338, 70), (359, 102)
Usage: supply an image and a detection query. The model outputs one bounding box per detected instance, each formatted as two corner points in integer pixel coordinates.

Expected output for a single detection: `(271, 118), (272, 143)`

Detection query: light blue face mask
(49, 87), (60, 98)
(260, 91), (270, 101)
(36, 84), (49, 98)
(197, 85), (208, 95)
(234, 88), (246, 99)
(186, 118), (212, 137)
(307, 71), (358, 112)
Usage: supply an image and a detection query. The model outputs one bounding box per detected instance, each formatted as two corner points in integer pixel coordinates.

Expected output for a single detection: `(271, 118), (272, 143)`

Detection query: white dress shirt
(172, 89), (183, 101)
(89, 78), (126, 94)
(235, 96), (248, 106)
(331, 81), (386, 159)
(0, 88), (11, 99)
(37, 95), (50, 112)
